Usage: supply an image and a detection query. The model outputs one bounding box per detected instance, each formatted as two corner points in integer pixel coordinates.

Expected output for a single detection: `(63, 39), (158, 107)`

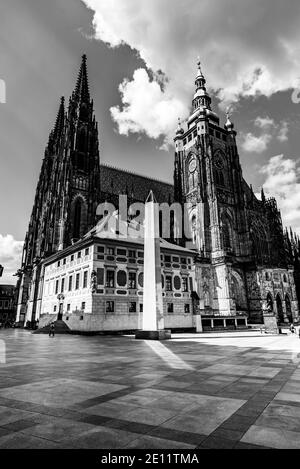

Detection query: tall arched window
(285, 294), (292, 323)
(73, 199), (82, 239)
(77, 128), (86, 153)
(250, 219), (269, 263)
(221, 215), (233, 251)
(266, 292), (273, 312)
(276, 294), (284, 325)
(191, 215), (197, 245)
(189, 170), (198, 191)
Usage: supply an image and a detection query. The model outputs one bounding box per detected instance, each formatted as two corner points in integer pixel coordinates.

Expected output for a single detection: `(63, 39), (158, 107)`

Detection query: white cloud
(110, 68), (186, 147)
(83, 0), (300, 141)
(277, 120), (289, 142)
(241, 132), (272, 153)
(260, 154), (300, 234)
(241, 116), (289, 153)
(0, 234), (23, 285)
(254, 116), (275, 129)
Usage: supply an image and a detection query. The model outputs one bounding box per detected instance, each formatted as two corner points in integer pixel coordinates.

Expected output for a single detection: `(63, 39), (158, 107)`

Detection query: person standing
(49, 322), (55, 337)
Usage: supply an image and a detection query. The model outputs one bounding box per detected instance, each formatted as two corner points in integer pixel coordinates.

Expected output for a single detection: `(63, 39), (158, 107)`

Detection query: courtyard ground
(0, 329), (299, 449)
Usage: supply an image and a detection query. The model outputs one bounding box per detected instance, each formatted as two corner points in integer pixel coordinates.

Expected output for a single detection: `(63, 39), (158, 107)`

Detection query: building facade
(0, 285), (16, 326)
(16, 56), (300, 332)
(37, 215), (203, 332)
(173, 62), (299, 329)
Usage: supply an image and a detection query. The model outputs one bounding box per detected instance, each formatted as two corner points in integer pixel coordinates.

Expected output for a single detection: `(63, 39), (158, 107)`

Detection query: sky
(1, 0), (300, 284)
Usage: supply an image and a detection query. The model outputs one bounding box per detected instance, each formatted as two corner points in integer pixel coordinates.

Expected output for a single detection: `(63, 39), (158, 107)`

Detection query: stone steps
(34, 319), (71, 334)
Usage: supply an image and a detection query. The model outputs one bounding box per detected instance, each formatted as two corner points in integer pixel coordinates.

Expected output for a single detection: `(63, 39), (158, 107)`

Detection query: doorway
(276, 294), (284, 324)
(57, 303), (63, 321)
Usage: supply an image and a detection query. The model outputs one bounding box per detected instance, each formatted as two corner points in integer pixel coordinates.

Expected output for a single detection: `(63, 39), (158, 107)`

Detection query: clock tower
(174, 61), (251, 315)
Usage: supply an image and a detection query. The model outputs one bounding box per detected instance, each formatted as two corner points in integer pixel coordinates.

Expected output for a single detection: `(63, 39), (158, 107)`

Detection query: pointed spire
(53, 96), (65, 139)
(45, 97), (65, 155)
(74, 54), (90, 104)
(261, 187), (266, 204)
(193, 58), (211, 112)
(196, 57), (204, 79)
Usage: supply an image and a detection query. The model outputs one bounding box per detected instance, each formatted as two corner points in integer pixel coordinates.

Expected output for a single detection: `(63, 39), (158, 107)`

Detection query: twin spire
(73, 53), (90, 103)
(46, 54), (92, 153)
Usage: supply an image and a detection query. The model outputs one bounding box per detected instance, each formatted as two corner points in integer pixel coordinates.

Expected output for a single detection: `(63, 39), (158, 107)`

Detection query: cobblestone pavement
(0, 329), (299, 449)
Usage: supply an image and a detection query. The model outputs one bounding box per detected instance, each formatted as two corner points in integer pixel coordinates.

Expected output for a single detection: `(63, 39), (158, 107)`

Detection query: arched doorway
(231, 271), (247, 311)
(276, 294), (284, 324)
(266, 292), (273, 312)
(285, 294), (293, 323)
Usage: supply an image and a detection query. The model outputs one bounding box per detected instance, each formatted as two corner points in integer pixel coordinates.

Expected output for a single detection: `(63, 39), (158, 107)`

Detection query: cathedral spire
(73, 54), (90, 104)
(45, 96), (65, 155)
(192, 59), (211, 112)
(53, 96), (65, 140)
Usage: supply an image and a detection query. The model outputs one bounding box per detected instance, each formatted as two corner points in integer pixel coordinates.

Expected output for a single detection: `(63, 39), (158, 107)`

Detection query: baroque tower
(173, 61), (299, 324)
(16, 55), (100, 324)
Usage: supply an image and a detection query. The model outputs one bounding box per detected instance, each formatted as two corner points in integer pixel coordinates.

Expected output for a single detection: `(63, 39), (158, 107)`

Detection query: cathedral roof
(99, 164), (174, 204)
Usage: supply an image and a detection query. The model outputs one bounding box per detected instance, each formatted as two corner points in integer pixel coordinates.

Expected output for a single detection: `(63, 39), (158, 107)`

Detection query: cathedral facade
(15, 56), (300, 332)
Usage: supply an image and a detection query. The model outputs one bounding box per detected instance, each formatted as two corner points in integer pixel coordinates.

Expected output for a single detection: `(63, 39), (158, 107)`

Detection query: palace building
(15, 55), (300, 333)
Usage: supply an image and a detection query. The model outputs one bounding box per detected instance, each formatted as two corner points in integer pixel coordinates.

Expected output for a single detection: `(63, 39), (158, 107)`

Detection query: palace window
(128, 272), (136, 289)
(75, 273), (80, 290)
(81, 302), (86, 311)
(106, 301), (114, 313)
(129, 302), (136, 313)
(77, 251), (81, 259)
(68, 276), (73, 291)
(85, 248), (89, 256)
(107, 247), (115, 255)
(167, 303), (174, 313)
(83, 271), (88, 289)
(61, 278), (65, 293)
(140, 304), (143, 312)
(128, 250), (136, 258)
(67, 304), (70, 312)
(166, 276), (172, 291)
(182, 277), (188, 292)
(55, 280), (59, 295)
(106, 270), (115, 288)
(184, 304), (190, 314)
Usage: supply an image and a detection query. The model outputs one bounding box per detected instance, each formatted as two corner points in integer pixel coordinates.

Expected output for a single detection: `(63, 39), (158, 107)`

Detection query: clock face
(189, 159), (197, 173)
(214, 155), (224, 170)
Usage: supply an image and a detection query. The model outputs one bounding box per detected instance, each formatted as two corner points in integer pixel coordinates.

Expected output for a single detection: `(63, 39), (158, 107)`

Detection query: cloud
(83, 0), (300, 141)
(0, 234), (23, 285)
(277, 120), (289, 142)
(241, 132), (272, 153)
(260, 154), (300, 234)
(254, 116), (275, 129)
(241, 116), (289, 153)
(110, 68), (186, 147)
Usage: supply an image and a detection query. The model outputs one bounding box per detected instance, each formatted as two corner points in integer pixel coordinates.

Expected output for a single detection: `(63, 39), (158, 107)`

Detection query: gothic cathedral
(15, 56), (300, 331)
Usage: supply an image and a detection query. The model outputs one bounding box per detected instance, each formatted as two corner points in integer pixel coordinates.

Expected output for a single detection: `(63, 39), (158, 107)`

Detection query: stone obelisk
(136, 191), (171, 340)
